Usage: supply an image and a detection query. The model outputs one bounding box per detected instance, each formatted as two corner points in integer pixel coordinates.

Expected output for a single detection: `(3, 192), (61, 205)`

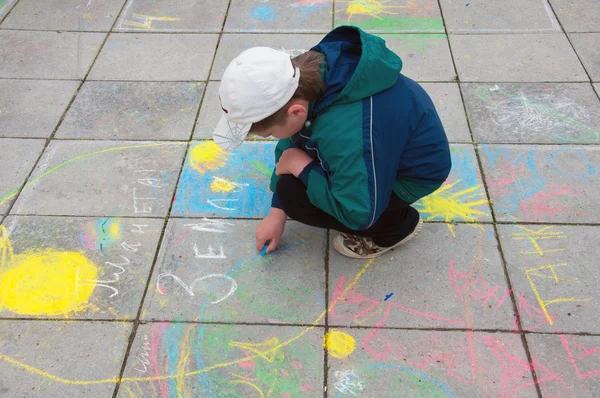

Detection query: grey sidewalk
(0, 0), (599, 397)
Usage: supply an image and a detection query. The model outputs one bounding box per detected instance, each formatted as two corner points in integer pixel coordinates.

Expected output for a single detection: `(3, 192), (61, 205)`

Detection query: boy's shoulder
(371, 74), (436, 115)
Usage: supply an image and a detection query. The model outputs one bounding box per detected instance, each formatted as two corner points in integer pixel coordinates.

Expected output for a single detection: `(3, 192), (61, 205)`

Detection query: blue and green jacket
(270, 25), (451, 231)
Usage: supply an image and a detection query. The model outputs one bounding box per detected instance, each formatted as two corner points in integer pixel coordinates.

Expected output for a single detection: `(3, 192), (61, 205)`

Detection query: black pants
(276, 175), (420, 247)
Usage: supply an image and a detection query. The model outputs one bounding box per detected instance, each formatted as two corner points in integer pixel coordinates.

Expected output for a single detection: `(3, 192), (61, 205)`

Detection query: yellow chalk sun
(338, 0), (402, 21)
(0, 226), (98, 316)
(417, 180), (489, 237)
(189, 141), (229, 174)
(324, 331), (356, 358)
(210, 177), (236, 193)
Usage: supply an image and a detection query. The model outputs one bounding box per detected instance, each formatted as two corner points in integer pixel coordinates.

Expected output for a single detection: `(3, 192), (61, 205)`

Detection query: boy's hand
(276, 148), (312, 177)
(256, 208), (287, 254)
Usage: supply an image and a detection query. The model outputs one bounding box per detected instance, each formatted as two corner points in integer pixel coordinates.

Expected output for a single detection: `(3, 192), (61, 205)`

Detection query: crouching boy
(213, 25), (451, 259)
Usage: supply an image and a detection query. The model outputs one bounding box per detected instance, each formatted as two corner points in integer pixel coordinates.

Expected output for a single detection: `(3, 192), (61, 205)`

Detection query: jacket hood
(311, 25), (403, 112)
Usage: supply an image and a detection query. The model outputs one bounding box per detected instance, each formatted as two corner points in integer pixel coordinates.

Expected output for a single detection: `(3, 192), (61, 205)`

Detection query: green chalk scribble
(337, 16), (444, 32)
(250, 160), (272, 177)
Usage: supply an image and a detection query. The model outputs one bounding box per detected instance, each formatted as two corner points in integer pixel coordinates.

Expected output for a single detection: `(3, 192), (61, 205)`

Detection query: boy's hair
(251, 50), (325, 134)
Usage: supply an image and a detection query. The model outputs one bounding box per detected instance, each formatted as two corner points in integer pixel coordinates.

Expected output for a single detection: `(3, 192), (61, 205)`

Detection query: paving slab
(380, 34), (456, 81)
(421, 83), (471, 142)
(224, 0), (332, 33)
(462, 83), (600, 144)
(194, 81), (222, 139)
(172, 140), (275, 218)
(0, 320), (131, 397)
(414, 144), (493, 223)
(0, 0), (124, 31)
(55, 81), (204, 140)
(211, 33), (322, 81)
(479, 144), (600, 223)
(334, 0), (444, 33)
(328, 223), (512, 330)
(498, 224), (600, 334)
(440, 0), (560, 33)
(0, 30), (105, 79)
(9, 140), (186, 217)
(0, 215), (164, 320)
(115, 0), (227, 32)
(525, 333), (600, 397)
(88, 33), (218, 81)
(570, 33), (600, 82)
(0, 79), (79, 138)
(450, 34), (588, 82)
(0, 139), (45, 215)
(549, 0), (600, 32)
(326, 328), (537, 397)
(141, 219), (326, 324)
(118, 322), (324, 397)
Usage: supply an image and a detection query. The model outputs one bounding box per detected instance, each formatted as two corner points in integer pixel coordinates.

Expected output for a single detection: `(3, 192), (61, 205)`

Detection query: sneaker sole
(333, 216), (423, 259)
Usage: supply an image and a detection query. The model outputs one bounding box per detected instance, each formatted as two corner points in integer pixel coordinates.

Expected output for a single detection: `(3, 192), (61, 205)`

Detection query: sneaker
(332, 215), (423, 259)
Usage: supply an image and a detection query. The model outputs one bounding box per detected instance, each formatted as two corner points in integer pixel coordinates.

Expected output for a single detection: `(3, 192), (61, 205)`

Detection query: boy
(213, 25), (451, 259)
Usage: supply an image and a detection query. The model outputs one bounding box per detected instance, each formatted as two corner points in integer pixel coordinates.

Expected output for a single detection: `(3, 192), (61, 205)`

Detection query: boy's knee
(276, 174), (303, 199)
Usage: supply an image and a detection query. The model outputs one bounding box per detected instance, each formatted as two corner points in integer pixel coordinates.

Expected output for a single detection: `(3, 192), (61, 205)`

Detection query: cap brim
(213, 113), (252, 151)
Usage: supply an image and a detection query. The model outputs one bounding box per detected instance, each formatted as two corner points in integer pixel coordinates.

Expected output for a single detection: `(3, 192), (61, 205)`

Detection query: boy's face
(253, 100), (309, 140)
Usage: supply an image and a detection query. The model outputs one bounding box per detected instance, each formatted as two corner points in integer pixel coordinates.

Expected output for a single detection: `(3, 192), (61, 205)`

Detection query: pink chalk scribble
(449, 259), (510, 309)
(514, 292), (551, 332)
(328, 246), (563, 395)
(560, 335), (600, 379)
(485, 336), (565, 397)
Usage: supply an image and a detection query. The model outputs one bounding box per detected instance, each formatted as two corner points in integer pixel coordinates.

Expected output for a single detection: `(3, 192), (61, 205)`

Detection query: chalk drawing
(80, 217), (121, 251)
(0, 258), (376, 385)
(289, 0), (330, 21)
(414, 146), (490, 236)
(193, 244), (226, 259)
(335, 0), (444, 31)
(132, 334), (151, 373)
(0, 226), (97, 316)
(189, 141), (229, 174)
(334, 370), (365, 396)
(559, 335), (600, 379)
(75, 0), (95, 9)
(89, 255), (131, 298)
(325, 331), (356, 359)
(474, 84), (599, 143)
(525, 263), (592, 326)
(0, 0), (14, 14)
(120, 14), (180, 29)
(482, 144), (600, 222)
(183, 219), (234, 234)
(250, 3), (278, 23)
(156, 272), (237, 304)
(210, 176), (248, 193)
(173, 142), (275, 218)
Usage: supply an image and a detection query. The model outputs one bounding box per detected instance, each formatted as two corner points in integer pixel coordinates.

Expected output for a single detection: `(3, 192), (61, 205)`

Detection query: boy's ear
(287, 103), (308, 117)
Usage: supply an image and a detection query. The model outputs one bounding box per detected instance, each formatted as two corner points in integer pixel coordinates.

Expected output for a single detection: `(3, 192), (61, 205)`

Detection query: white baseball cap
(212, 47), (300, 150)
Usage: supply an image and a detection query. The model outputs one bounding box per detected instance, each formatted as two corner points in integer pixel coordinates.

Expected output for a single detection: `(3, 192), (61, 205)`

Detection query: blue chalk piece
(384, 293), (394, 301)
(260, 245), (268, 256)
(466, 3), (470, 6)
